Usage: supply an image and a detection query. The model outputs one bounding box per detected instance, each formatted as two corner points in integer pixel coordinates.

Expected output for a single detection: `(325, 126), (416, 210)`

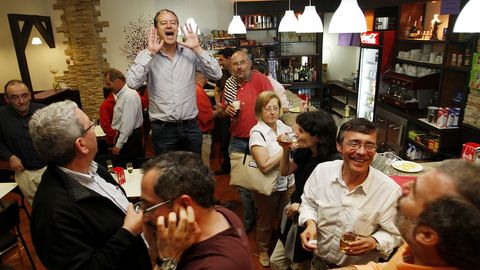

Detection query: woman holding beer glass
(270, 110), (339, 270)
(249, 91), (295, 267)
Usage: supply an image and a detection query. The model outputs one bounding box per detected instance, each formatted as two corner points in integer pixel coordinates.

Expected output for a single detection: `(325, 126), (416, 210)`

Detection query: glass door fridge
(357, 47), (379, 121)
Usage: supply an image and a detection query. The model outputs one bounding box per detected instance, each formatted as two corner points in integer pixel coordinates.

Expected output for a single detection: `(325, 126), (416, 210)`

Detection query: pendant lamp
(278, 0), (298, 32)
(228, 1), (246, 34)
(329, 0), (367, 33)
(453, 0), (480, 33)
(296, 0), (323, 33)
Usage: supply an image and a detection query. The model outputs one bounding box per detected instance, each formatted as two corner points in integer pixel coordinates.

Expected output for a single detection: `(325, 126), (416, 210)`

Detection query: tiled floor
(1, 160), (273, 270)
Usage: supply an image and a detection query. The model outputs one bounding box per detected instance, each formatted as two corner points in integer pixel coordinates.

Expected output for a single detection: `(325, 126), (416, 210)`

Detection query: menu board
(463, 53), (480, 128)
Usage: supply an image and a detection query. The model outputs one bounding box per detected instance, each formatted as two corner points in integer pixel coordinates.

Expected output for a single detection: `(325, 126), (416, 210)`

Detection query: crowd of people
(1, 8), (479, 270)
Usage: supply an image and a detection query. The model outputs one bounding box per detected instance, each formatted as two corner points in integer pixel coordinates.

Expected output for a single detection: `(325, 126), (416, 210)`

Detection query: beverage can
(436, 107), (448, 128)
(453, 107), (461, 127)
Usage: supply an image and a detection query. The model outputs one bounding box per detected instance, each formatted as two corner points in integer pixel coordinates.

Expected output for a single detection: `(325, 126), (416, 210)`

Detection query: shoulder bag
(229, 131), (278, 196)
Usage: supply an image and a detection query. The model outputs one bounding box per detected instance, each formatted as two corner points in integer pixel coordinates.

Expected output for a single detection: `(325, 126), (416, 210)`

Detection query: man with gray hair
(29, 100), (151, 270)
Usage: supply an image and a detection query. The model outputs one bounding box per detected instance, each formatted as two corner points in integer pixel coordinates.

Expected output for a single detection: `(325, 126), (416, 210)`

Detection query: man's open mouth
(165, 31), (175, 37)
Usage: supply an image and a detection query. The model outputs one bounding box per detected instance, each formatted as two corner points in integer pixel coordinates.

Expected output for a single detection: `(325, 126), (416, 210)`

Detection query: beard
(395, 203), (417, 246)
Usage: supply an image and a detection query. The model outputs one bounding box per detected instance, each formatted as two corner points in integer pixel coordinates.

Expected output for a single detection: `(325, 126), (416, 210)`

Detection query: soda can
(453, 107), (461, 127)
(436, 107), (448, 128)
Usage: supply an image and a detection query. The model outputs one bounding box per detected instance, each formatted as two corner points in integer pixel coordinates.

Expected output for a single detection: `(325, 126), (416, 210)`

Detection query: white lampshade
(31, 37), (42, 45)
(329, 0), (367, 33)
(296, 6), (323, 33)
(279, 10), (298, 32)
(181, 17), (201, 35)
(228, 15), (246, 34)
(453, 0), (480, 33)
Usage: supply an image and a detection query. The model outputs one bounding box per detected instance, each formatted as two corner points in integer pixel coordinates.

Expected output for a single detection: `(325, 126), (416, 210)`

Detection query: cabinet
(326, 80), (357, 118)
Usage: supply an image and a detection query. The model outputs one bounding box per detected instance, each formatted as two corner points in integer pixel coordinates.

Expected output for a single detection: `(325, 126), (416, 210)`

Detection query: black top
(31, 164), (151, 270)
(215, 68), (232, 93)
(0, 103), (46, 169)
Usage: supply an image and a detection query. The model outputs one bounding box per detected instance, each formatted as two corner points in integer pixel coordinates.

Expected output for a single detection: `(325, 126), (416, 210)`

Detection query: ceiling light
(278, 0), (298, 32)
(296, 1), (323, 33)
(329, 0), (367, 33)
(453, 0), (480, 33)
(228, 1), (246, 34)
(31, 37), (42, 45)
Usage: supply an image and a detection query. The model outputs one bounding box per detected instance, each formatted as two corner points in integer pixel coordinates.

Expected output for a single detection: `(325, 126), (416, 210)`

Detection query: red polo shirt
(196, 83), (214, 133)
(99, 93), (117, 145)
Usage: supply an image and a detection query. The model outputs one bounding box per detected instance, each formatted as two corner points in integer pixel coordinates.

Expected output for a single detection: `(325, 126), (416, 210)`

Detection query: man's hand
(9, 155), (25, 172)
(178, 23), (202, 54)
(343, 236), (378, 256)
(300, 220), (317, 252)
(122, 203), (143, 236)
(224, 104), (237, 118)
(112, 146), (121, 155)
(156, 206), (201, 262)
(286, 203), (300, 219)
(147, 27), (164, 55)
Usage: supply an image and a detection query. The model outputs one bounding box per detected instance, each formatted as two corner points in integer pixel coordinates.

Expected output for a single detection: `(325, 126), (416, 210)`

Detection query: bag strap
(243, 130), (266, 164)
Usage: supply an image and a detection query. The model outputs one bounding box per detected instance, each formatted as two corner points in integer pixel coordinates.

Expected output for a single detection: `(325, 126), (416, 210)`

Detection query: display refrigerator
(356, 30), (395, 121)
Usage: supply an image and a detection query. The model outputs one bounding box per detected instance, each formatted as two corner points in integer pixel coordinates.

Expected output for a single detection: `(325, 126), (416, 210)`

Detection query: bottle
(409, 20), (418, 38)
(404, 16), (412, 38)
(451, 54), (457, 66)
(343, 105), (350, 121)
(457, 54), (463, 66)
(417, 16), (423, 38)
(464, 49), (471, 66)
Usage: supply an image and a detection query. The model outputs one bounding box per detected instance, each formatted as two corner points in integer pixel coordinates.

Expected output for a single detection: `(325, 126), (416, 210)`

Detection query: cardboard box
(461, 142), (480, 161)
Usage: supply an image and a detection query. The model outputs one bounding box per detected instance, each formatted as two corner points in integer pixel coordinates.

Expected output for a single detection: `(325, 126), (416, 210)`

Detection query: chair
(0, 169), (30, 220)
(0, 200), (36, 269)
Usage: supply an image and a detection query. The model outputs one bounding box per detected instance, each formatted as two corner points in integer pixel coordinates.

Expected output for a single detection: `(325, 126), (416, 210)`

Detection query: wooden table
(0, 182), (18, 199)
(282, 90), (318, 127)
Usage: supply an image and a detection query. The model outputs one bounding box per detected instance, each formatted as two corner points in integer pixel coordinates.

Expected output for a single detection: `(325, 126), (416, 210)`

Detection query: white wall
(1, 0), (233, 92)
(0, 0), (68, 91)
(322, 13), (360, 81)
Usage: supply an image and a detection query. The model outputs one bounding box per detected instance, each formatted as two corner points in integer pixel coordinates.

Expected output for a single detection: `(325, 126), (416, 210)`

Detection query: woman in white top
(249, 91), (295, 267)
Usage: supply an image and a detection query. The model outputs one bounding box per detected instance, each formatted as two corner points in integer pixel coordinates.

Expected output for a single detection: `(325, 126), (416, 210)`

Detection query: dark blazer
(31, 164), (151, 270)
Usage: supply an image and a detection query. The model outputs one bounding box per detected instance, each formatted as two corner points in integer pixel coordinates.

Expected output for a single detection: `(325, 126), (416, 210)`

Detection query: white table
(0, 182), (18, 199)
(119, 169), (143, 198)
(95, 125), (106, 137)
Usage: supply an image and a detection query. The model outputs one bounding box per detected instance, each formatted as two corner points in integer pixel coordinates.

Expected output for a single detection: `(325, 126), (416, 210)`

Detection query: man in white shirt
(104, 68), (144, 166)
(299, 118), (402, 269)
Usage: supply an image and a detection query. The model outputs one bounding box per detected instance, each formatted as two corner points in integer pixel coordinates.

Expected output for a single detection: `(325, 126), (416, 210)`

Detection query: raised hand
(147, 27), (164, 54)
(178, 23), (202, 54)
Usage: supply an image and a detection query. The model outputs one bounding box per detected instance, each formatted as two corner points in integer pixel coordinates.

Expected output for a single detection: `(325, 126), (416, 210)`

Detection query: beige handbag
(229, 131), (278, 196)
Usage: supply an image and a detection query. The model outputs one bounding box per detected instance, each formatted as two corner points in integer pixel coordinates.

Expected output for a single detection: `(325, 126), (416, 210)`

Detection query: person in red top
(99, 92), (117, 145)
(222, 50), (273, 232)
(195, 72), (222, 168)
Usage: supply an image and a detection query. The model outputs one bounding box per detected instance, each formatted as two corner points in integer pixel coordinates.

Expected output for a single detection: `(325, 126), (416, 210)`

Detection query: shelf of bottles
(280, 65), (317, 84)
(241, 15), (278, 30)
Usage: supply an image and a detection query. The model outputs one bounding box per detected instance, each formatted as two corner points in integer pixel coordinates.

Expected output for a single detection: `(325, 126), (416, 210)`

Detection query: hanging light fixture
(453, 0), (480, 33)
(278, 0), (298, 32)
(296, 0), (323, 33)
(228, 1), (246, 34)
(329, 0), (367, 33)
(31, 37), (42, 45)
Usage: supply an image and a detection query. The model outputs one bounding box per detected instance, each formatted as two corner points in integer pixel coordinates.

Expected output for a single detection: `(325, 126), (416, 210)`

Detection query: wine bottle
(404, 16), (412, 38)
(417, 16), (423, 38)
(409, 20), (418, 38)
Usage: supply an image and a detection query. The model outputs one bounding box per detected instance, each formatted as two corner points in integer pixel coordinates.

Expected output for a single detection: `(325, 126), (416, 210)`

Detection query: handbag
(229, 131), (278, 196)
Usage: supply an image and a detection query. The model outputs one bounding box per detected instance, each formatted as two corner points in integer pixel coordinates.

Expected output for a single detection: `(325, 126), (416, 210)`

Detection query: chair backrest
(0, 200), (19, 236)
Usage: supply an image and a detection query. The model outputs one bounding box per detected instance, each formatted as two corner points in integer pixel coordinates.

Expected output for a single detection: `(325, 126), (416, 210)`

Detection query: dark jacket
(31, 164), (151, 270)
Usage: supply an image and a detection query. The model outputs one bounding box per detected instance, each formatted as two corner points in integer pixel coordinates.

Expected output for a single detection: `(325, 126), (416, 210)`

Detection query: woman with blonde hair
(249, 91), (295, 267)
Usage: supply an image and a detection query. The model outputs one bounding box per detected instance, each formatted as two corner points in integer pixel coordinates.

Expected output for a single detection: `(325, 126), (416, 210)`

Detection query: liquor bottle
(464, 49), (471, 66)
(404, 16), (412, 38)
(409, 20), (418, 38)
(417, 16), (423, 38)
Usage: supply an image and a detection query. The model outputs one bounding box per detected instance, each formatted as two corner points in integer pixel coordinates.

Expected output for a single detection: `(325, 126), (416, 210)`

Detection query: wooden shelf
(285, 81), (322, 89)
(397, 38), (446, 44)
(443, 65), (470, 72)
(280, 53), (320, 58)
(396, 58), (442, 69)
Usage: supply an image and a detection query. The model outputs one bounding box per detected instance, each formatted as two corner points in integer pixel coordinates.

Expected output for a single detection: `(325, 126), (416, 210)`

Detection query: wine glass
(49, 66), (59, 89)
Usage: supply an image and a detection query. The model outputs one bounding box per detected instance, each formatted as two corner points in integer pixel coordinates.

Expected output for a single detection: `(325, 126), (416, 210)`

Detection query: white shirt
(299, 160), (402, 266)
(267, 75), (289, 110)
(112, 84), (143, 149)
(58, 162), (129, 213)
(249, 120), (295, 191)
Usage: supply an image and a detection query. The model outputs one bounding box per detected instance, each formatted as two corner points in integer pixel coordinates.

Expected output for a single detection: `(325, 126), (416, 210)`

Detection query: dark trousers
(151, 119), (202, 156)
(115, 127), (144, 167)
(215, 116), (231, 170)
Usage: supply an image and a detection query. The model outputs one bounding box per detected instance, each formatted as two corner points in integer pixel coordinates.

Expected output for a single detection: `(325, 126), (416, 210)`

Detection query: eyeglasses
(80, 121), (96, 137)
(8, 93), (30, 102)
(263, 106), (279, 112)
(345, 141), (377, 152)
(133, 200), (170, 214)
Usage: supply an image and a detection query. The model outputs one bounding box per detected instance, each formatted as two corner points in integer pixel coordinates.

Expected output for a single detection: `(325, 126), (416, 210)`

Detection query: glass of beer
(126, 162), (133, 174)
(278, 132), (298, 147)
(339, 231), (360, 253)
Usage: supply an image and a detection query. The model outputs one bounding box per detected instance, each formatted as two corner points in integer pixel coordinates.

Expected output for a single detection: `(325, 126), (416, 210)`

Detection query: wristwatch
(156, 257), (178, 270)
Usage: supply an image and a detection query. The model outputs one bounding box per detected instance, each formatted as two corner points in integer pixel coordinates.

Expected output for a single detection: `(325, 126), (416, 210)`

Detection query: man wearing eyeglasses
(139, 151), (254, 270)
(28, 100), (151, 270)
(126, 9), (222, 156)
(298, 118), (402, 270)
(0, 79), (46, 205)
